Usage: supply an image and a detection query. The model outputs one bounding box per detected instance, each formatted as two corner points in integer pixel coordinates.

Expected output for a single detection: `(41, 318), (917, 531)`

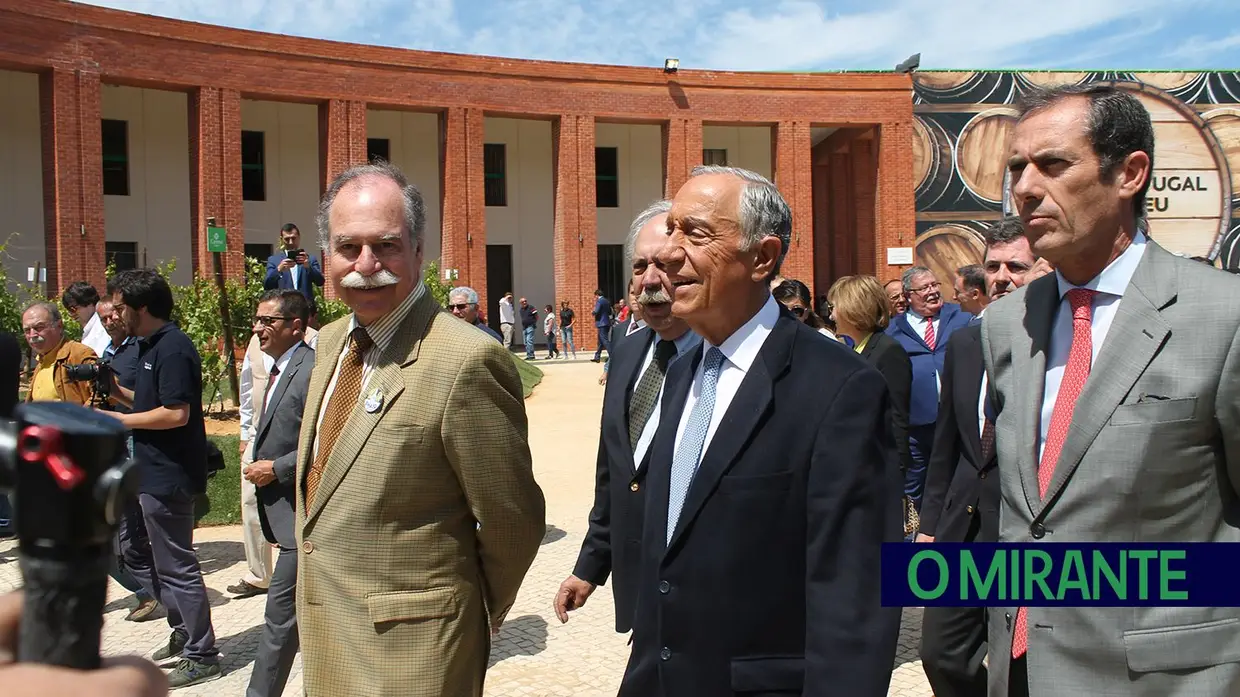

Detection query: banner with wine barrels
(913, 71), (1240, 276)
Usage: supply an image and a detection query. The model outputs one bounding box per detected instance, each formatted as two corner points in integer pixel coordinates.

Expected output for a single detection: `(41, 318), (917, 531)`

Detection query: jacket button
(966, 505), (976, 515)
(1030, 522), (1045, 539)
(660, 647), (672, 661)
(630, 482), (640, 492)
(302, 540), (314, 553)
(658, 580), (670, 594)
(979, 471), (987, 479)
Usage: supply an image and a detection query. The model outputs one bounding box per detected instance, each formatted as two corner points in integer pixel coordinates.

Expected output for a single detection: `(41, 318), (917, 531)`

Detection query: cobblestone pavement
(0, 361), (932, 696)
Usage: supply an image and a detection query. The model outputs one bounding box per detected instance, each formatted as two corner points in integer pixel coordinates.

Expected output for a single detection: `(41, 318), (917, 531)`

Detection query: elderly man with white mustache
(295, 161), (545, 697)
(556, 199), (701, 634)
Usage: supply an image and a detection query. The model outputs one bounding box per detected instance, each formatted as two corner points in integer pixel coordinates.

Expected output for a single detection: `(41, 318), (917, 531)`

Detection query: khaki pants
(240, 439), (273, 588)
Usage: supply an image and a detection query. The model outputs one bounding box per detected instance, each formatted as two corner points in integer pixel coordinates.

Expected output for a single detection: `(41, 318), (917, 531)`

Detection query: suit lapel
(893, 313), (929, 351)
(297, 322), (346, 515)
(612, 329), (653, 473)
(1017, 276), (1058, 517)
(303, 291), (438, 526)
(1038, 244), (1174, 512)
(665, 316), (794, 555)
(253, 346), (306, 448)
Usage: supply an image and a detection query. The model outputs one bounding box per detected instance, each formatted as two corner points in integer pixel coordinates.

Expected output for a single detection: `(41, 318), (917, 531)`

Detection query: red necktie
(924, 316), (936, 350)
(1012, 287), (1097, 659)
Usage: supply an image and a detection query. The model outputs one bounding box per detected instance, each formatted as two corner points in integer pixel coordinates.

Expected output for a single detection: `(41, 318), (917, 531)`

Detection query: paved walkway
(0, 361), (932, 696)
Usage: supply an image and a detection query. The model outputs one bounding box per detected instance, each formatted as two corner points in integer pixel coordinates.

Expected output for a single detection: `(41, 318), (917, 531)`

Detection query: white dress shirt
(1037, 230), (1148, 461)
(255, 342), (300, 427)
(631, 329), (702, 468)
(312, 282), (426, 460)
(673, 295), (779, 462)
(81, 312), (111, 357)
(976, 308), (988, 439)
(905, 307), (942, 394)
(498, 297), (515, 324)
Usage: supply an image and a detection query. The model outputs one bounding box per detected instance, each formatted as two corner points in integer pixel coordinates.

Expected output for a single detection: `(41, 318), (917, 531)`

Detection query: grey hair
(23, 301), (62, 325)
(624, 199), (673, 268)
(317, 161), (426, 252)
(448, 286), (480, 305)
(688, 165), (792, 274)
(901, 266), (934, 293)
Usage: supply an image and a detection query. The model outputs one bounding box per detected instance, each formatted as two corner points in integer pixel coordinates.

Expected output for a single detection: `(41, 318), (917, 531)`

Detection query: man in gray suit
(983, 83), (1240, 696)
(243, 289), (315, 697)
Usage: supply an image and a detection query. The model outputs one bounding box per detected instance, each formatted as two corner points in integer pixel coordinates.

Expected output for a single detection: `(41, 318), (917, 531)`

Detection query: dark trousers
(1008, 656), (1028, 697)
(906, 424), (937, 509)
(594, 325), (611, 360)
(921, 604), (989, 697)
(120, 492), (218, 663)
(110, 529), (152, 601)
(246, 545), (299, 697)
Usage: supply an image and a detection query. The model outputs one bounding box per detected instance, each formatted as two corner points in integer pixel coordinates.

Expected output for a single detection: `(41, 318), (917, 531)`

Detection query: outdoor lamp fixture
(664, 58), (679, 74)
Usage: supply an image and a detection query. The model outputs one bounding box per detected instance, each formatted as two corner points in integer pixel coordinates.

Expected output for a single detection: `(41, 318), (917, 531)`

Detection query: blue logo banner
(881, 543), (1240, 607)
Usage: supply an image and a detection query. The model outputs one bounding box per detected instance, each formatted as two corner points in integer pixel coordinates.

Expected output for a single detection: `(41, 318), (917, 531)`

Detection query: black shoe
(166, 657), (221, 689)
(225, 579), (268, 599)
(152, 630), (187, 663)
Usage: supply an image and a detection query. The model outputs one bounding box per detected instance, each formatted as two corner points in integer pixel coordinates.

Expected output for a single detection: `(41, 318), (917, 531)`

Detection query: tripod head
(0, 401), (138, 669)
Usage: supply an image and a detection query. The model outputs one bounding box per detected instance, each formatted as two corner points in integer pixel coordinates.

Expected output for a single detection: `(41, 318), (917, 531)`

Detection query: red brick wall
(189, 86), (243, 280)
(40, 67), (104, 295)
(317, 99), (368, 299)
(4, 0), (916, 313)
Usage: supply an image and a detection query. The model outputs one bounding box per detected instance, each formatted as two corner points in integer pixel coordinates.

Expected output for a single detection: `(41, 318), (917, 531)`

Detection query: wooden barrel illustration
(1114, 81), (1232, 259)
(914, 72), (978, 91)
(1019, 72), (1090, 88)
(1202, 107), (1240, 199)
(914, 71), (1007, 104)
(915, 224), (986, 288)
(913, 116), (955, 207)
(1133, 72), (1201, 92)
(956, 107), (1020, 204)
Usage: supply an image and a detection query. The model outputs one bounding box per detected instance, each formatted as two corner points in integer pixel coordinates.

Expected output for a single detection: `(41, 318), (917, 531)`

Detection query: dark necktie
(259, 364), (280, 423)
(979, 415), (995, 464)
(305, 328), (372, 511)
(627, 340), (677, 451)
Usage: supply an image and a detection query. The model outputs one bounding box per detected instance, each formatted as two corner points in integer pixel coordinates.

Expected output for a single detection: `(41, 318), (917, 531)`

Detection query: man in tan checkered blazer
(296, 161), (546, 697)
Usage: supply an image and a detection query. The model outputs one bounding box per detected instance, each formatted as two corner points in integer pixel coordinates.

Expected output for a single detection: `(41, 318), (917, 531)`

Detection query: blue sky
(81, 0), (1240, 72)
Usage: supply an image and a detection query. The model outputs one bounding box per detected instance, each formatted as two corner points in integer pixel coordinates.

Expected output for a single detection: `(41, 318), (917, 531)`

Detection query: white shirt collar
(1055, 229), (1147, 300)
(705, 294), (779, 375)
(265, 342), (302, 375)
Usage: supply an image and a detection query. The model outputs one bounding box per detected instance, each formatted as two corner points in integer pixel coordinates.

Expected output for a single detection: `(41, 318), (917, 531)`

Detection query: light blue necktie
(666, 347), (724, 545)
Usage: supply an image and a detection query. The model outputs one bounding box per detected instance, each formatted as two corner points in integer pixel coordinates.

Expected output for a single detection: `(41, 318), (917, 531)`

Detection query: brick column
(875, 121), (916, 280)
(189, 86), (244, 280)
(851, 137), (878, 276)
(439, 107), (486, 308)
(39, 67), (104, 295)
(318, 99), (368, 300)
(773, 120), (815, 290)
(662, 118), (702, 199)
(553, 114), (599, 351)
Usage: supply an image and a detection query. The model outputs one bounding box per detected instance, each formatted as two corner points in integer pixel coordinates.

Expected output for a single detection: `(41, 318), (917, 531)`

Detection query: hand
(553, 575), (596, 624)
(242, 460), (276, 487)
(915, 533), (935, 543)
(277, 258), (295, 273)
(238, 440), (248, 458)
(296, 252), (310, 267)
(0, 592), (168, 696)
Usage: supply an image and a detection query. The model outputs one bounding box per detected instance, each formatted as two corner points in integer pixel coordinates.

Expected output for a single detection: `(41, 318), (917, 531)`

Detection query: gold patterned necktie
(304, 327), (373, 512)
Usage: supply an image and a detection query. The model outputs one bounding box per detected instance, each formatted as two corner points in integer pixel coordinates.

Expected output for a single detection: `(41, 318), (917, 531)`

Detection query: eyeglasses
(448, 303), (473, 311)
(253, 315), (292, 327)
(909, 282), (941, 295)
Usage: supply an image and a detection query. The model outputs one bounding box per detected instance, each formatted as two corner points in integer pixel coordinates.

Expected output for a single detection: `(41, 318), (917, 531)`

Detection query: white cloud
(1164, 31), (1240, 63)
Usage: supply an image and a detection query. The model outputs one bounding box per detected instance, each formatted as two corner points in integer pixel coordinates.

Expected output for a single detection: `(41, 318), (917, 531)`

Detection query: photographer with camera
(96, 269), (220, 688)
(262, 222), (323, 305)
(21, 302), (97, 406)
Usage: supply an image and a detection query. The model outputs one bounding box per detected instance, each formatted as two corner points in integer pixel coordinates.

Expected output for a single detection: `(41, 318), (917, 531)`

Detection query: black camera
(0, 401), (137, 669)
(286, 248), (304, 260)
(63, 361), (112, 405)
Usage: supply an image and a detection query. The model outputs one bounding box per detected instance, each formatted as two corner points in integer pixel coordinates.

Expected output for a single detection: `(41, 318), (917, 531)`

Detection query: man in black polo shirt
(101, 268), (220, 688)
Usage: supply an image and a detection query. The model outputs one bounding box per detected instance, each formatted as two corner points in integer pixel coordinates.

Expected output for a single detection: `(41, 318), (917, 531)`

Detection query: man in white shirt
(498, 291), (515, 349)
(618, 166), (902, 697)
(62, 281), (111, 357)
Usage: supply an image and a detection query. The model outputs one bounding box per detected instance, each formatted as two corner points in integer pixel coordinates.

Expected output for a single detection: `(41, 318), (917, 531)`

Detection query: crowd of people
(1, 81), (1239, 697)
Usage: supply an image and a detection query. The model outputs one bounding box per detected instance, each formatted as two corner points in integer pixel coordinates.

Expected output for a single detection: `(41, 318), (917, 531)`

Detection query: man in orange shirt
(22, 301), (97, 405)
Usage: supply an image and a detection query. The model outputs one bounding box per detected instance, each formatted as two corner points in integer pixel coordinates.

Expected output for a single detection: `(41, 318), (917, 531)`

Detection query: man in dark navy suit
(262, 223), (323, 306)
(620, 166), (902, 697)
(556, 199), (699, 633)
(885, 266), (973, 510)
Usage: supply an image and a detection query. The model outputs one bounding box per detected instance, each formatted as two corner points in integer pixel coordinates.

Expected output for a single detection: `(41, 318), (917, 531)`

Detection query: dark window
(105, 241), (138, 272)
(367, 138), (390, 163)
(703, 148), (728, 166)
(102, 119), (129, 196)
(597, 244), (624, 309)
(484, 143), (507, 207)
(244, 243), (273, 265)
(241, 131), (266, 201)
(596, 147), (619, 208)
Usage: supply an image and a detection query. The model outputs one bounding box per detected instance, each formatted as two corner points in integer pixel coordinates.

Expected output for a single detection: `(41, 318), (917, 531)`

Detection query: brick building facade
(0, 0), (916, 349)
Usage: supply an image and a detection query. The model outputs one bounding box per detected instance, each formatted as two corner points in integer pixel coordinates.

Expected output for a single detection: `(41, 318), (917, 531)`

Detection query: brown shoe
(124, 597), (160, 622)
(226, 580), (268, 598)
